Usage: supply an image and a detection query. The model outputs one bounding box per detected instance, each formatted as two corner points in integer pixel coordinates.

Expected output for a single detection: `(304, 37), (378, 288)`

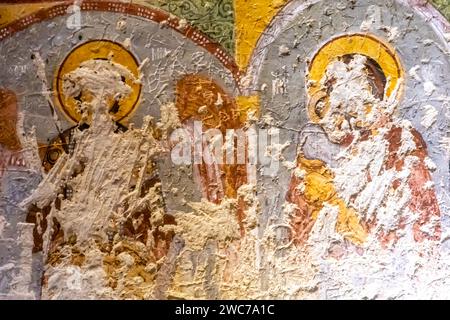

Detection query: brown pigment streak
(175, 75), (248, 232)
(121, 177), (176, 262)
(0, 88), (21, 151)
(384, 126), (441, 242)
(152, 235), (185, 299)
(286, 178), (316, 246)
(0, 1), (64, 3)
(408, 154), (441, 242)
(385, 126), (403, 171)
(285, 157), (330, 246)
(26, 204), (51, 253)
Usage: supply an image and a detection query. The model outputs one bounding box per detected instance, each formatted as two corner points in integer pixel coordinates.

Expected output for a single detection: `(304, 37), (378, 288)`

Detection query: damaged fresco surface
(0, 0), (449, 300)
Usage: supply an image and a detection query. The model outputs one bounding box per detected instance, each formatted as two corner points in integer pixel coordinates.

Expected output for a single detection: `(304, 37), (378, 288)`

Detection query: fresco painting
(0, 0), (449, 300)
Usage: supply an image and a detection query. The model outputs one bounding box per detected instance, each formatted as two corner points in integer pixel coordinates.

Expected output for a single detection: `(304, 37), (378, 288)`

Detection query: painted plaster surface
(0, 0), (449, 300)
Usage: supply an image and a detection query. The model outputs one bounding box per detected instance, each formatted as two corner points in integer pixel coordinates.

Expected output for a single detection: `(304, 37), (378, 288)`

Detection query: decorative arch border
(0, 0), (242, 82)
(244, 0), (450, 94)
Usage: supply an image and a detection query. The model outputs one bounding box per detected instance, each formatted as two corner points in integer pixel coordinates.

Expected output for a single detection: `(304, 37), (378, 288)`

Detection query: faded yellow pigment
(234, 0), (288, 70)
(54, 40), (141, 124)
(236, 95), (260, 122)
(0, 3), (56, 27)
(308, 34), (403, 99)
(298, 156), (367, 245)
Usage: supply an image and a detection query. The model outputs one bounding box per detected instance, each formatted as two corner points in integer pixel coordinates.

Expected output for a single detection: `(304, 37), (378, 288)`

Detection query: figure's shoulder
(384, 120), (428, 159)
(386, 120), (426, 150)
(298, 123), (343, 167)
(396, 120), (428, 150)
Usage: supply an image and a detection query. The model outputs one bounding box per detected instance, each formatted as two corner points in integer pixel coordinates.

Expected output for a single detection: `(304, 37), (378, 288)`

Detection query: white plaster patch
(424, 81), (436, 96)
(421, 104), (438, 129)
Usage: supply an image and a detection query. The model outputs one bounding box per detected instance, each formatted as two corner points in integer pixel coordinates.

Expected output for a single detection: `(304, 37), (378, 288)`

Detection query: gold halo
(307, 34), (404, 123)
(54, 40), (141, 124)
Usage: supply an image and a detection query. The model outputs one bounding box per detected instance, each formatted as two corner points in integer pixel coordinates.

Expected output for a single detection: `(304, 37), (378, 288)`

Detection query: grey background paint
(0, 11), (240, 297)
(0, 11), (240, 214)
(249, 0), (450, 242)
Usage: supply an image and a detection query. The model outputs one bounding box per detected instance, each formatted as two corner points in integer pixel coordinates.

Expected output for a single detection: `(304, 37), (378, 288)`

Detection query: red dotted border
(0, 1), (242, 81)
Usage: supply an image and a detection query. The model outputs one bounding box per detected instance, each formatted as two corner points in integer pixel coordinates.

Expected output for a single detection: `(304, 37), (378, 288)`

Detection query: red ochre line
(0, 0), (242, 82)
(0, 1), (63, 3)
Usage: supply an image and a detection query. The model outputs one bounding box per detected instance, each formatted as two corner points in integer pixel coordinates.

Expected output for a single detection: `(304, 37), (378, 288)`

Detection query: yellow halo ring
(54, 40), (141, 124)
(307, 33), (404, 123)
